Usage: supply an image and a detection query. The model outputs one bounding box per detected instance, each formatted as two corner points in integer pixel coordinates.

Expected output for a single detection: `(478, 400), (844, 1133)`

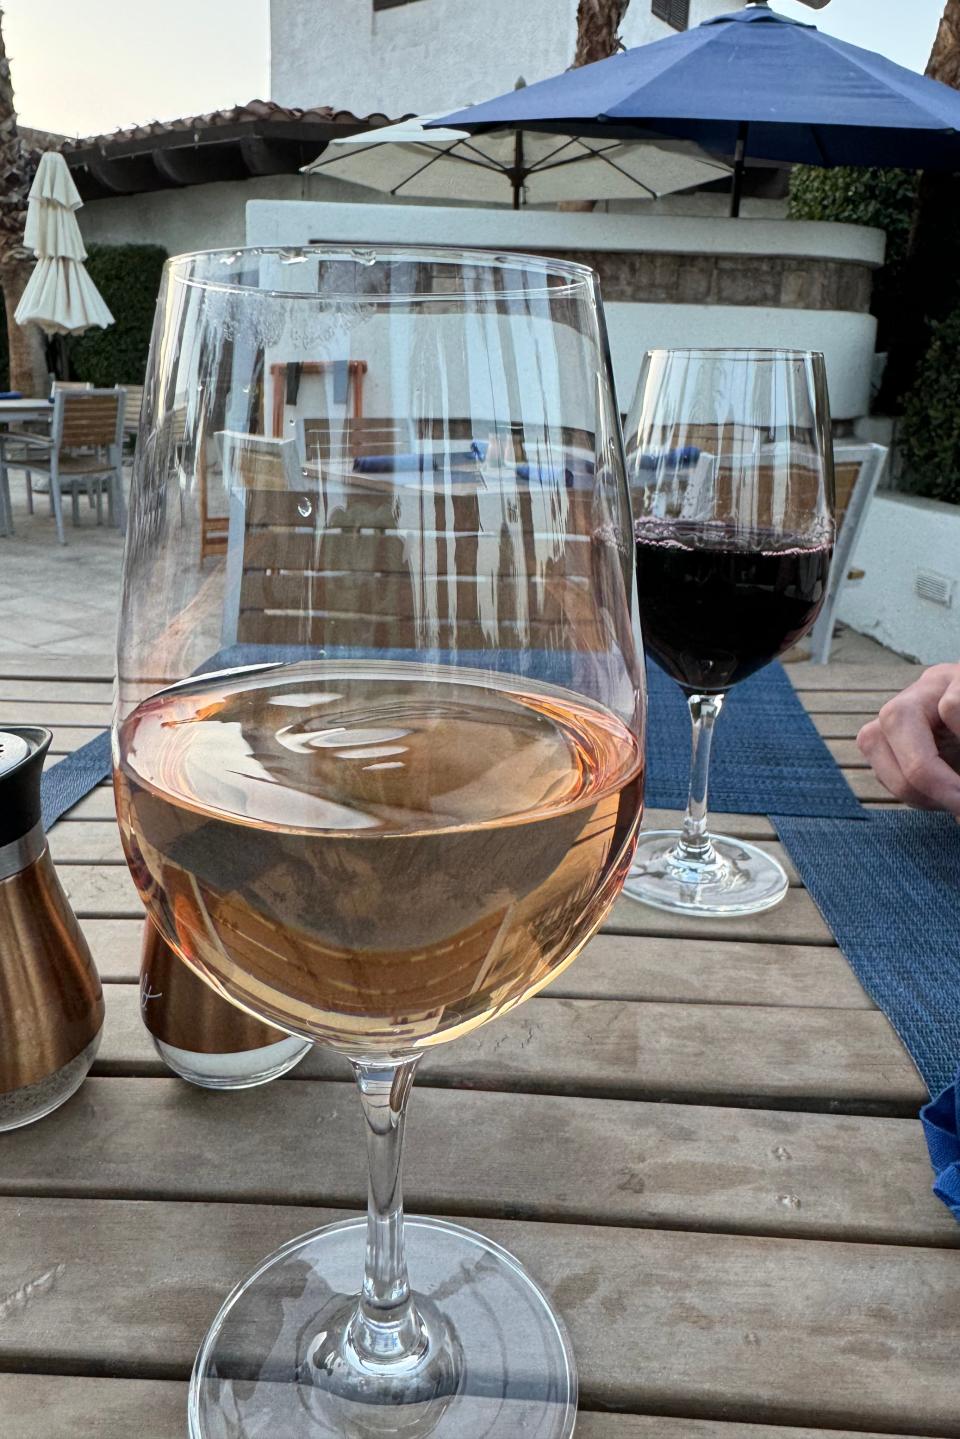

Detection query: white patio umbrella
(15, 151), (114, 335)
(304, 112), (731, 209)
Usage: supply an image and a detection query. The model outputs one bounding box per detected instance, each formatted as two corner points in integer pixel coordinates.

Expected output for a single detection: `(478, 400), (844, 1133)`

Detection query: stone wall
(556, 250), (875, 312)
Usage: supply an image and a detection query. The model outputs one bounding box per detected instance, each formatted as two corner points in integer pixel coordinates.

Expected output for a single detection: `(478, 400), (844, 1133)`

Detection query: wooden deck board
(95, 985), (926, 1112)
(81, 917), (872, 1009)
(2, 1078), (951, 1247)
(0, 1376), (941, 1439)
(1, 1198), (958, 1432)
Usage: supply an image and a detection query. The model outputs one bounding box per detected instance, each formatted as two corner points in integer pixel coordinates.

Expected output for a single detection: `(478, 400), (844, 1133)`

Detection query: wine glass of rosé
(623, 348), (834, 917)
(112, 246), (645, 1439)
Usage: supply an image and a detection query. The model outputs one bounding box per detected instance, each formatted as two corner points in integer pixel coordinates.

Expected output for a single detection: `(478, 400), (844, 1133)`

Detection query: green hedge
(787, 166), (919, 352)
(899, 305), (960, 506)
(64, 243), (166, 386)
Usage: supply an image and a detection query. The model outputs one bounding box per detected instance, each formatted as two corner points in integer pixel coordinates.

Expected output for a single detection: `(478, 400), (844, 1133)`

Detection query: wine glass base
(623, 829), (789, 917)
(188, 1214), (577, 1439)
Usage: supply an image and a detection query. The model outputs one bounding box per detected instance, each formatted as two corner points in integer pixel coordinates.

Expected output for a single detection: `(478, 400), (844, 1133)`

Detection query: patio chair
(269, 359), (367, 438)
(217, 428), (600, 651)
(807, 441), (889, 664)
(1, 388), (127, 545)
(121, 384), (144, 443)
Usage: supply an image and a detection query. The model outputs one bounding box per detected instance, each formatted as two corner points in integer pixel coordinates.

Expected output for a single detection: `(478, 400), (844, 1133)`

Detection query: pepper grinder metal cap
(0, 726), (105, 1129)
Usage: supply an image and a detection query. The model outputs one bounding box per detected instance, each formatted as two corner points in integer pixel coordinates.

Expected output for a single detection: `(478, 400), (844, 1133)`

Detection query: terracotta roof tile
(60, 100), (400, 152)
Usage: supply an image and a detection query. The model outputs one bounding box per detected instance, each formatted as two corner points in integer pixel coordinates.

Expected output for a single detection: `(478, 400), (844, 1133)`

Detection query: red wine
(635, 522), (832, 692)
(115, 661), (644, 1051)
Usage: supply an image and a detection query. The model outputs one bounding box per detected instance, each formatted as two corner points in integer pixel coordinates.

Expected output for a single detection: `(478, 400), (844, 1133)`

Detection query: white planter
(838, 494), (960, 664)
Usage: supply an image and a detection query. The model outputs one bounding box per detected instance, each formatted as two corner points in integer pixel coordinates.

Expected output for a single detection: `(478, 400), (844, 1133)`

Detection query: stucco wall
(269, 0), (734, 115)
(838, 496), (960, 664)
(75, 173), (443, 256)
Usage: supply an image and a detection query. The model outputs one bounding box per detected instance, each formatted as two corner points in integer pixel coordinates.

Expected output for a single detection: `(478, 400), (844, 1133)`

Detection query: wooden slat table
(2, 656), (959, 1439)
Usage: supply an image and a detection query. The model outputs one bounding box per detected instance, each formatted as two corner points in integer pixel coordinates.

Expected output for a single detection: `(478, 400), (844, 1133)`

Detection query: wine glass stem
(349, 1055), (426, 1367)
(678, 692), (725, 862)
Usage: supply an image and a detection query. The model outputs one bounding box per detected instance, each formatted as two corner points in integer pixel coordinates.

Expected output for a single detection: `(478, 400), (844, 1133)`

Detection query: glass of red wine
(112, 246), (645, 1437)
(623, 348), (834, 916)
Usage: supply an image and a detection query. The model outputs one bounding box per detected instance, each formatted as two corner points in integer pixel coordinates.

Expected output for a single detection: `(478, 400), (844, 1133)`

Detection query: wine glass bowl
(624, 348), (834, 917)
(113, 246), (645, 1437)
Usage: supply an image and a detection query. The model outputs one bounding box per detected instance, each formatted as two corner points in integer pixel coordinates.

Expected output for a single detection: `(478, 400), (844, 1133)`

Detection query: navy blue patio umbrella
(432, 2), (960, 215)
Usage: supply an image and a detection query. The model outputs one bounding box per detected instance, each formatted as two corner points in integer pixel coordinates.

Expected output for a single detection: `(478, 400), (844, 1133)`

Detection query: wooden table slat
(1, 1197), (957, 1433)
(81, 919), (874, 1010)
(2, 1077), (950, 1247)
(0, 1376), (941, 1439)
(95, 985), (927, 1113)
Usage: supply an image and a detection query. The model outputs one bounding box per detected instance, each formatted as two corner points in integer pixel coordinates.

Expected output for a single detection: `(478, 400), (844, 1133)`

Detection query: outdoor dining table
(0, 652), (958, 1437)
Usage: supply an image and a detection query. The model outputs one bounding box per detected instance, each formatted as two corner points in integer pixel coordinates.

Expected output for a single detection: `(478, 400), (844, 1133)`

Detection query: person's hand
(857, 663), (960, 816)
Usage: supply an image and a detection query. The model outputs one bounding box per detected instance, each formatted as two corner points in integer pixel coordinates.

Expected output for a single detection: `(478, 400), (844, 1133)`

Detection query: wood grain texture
(93, 986), (926, 1112)
(607, 890), (834, 945)
(0, 655), (114, 679)
(789, 663), (925, 690)
(45, 726), (107, 757)
(1, 1196), (957, 1432)
(843, 769), (894, 801)
(48, 821), (126, 865)
(62, 787), (116, 820)
(827, 739), (868, 768)
(79, 918), (869, 1009)
(3, 1077), (951, 1246)
(0, 1377), (940, 1439)
(811, 713), (874, 738)
(643, 809), (775, 839)
(792, 691), (896, 713)
(60, 866), (835, 932)
(0, 679), (114, 701)
(0, 699), (110, 725)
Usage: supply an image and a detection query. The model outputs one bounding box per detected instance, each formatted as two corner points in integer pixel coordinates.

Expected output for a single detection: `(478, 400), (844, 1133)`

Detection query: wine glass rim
(164, 244), (598, 302)
(643, 347), (825, 362)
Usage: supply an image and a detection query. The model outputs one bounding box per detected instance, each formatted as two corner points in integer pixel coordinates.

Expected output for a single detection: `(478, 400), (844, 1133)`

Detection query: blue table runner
(645, 660), (864, 818)
(773, 811), (960, 1100)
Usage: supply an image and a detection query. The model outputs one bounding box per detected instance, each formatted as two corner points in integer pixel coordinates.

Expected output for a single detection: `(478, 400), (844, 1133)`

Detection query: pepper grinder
(140, 922), (311, 1088)
(0, 727), (105, 1129)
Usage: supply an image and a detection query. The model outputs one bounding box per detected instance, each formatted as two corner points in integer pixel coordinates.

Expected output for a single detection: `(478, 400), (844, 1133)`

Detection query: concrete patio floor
(0, 463), (906, 671)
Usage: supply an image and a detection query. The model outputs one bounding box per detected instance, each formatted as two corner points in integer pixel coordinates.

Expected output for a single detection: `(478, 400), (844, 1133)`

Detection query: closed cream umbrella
(15, 152), (114, 335)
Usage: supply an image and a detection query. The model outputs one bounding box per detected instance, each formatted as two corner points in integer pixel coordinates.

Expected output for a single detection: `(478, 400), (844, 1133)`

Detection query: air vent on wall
(914, 569), (955, 608)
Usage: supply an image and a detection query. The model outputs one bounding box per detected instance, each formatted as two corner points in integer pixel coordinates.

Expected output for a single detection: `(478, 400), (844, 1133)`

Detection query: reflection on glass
(113, 246), (645, 1438)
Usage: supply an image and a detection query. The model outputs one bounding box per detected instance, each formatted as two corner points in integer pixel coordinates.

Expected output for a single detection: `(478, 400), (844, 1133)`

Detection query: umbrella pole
(730, 121), (749, 218)
(512, 128), (523, 209)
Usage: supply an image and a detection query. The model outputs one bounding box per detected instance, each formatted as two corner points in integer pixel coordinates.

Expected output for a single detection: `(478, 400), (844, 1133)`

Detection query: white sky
(2, 0), (947, 140)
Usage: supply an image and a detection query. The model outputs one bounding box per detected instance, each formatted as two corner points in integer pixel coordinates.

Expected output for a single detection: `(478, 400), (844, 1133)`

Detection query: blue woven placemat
(645, 660), (865, 818)
(773, 810), (960, 1100)
(41, 729), (112, 830)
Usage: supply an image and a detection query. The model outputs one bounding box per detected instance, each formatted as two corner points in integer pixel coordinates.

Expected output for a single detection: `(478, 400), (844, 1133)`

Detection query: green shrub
(788, 167), (919, 351)
(66, 243), (166, 385)
(899, 305), (960, 505)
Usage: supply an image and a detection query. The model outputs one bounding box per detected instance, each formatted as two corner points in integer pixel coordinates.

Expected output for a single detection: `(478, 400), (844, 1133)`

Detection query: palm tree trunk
(0, 12), (44, 394)
(879, 0), (960, 409)
(560, 0), (632, 212)
(572, 0), (632, 67)
(1, 257), (46, 395)
(928, 0), (960, 86)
